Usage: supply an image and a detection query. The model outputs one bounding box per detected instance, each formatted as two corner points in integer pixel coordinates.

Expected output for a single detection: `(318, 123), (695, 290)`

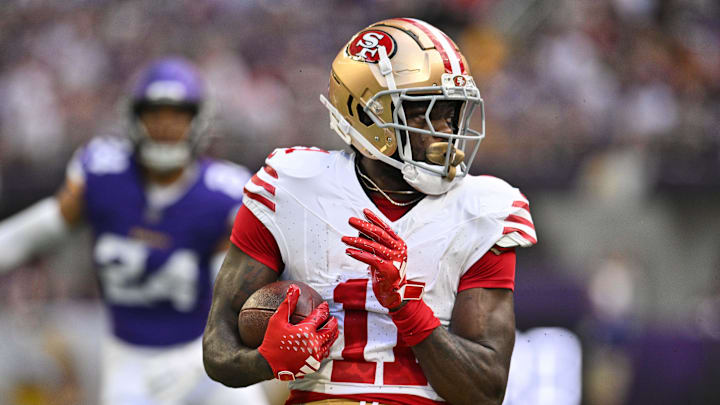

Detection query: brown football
(238, 280), (324, 348)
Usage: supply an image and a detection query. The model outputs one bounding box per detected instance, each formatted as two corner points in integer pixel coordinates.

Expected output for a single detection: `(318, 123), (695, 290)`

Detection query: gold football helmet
(320, 18), (485, 195)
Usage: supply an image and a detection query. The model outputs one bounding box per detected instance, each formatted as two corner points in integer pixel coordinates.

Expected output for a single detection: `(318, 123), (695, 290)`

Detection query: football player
(204, 18), (537, 405)
(0, 57), (269, 405)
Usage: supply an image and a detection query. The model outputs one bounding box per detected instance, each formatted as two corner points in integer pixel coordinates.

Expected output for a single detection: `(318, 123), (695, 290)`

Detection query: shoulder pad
(465, 175), (516, 193)
(456, 175), (537, 248)
(204, 160), (251, 200)
(79, 136), (133, 176)
(453, 175), (519, 215)
(264, 147), (335, 179)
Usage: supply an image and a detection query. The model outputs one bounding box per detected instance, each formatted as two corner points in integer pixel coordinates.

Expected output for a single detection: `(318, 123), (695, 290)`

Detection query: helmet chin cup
(138, 140), (192, 173)
(401, 163), (457, 195)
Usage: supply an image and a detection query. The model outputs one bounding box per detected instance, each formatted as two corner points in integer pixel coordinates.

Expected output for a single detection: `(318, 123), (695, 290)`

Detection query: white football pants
(101, 334), (270, 405)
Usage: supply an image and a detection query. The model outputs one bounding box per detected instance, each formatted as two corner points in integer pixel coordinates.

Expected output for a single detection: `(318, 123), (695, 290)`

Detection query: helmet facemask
(367, 79), (485, 185)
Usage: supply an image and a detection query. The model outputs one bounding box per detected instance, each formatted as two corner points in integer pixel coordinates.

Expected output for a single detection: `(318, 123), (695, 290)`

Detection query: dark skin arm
(412, 288), (516, 405)
(202, 244), (279, 387)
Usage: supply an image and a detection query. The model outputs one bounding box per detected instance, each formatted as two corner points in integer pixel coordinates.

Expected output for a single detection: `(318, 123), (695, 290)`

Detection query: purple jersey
(72, 138), (249, 346)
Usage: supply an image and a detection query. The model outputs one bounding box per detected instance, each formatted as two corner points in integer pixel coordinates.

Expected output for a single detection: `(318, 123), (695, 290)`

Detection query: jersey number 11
(331, 278), (428, 386)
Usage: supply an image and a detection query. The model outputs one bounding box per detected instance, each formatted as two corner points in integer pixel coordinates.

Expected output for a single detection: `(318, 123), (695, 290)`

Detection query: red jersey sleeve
(230, 204), (284, 273)
(458, 248), (516, 292)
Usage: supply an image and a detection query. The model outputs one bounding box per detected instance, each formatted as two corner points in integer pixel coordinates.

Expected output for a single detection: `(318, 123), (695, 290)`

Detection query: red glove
(257, 284), (339, 381)
(342, 209), (440, 346)
(342, 208), (417, 308)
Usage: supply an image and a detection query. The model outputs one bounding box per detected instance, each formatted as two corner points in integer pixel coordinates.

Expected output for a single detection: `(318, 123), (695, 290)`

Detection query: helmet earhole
(347, 96), (354, 117)
(356, 105), (374, 127)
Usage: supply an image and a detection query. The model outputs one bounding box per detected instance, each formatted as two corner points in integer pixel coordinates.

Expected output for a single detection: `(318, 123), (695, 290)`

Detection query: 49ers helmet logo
(347, 30), (397, 63)
(453, 76), (467, 87)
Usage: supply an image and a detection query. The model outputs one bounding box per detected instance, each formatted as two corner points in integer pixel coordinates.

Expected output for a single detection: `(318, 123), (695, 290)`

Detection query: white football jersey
(243, 147), (536, 402)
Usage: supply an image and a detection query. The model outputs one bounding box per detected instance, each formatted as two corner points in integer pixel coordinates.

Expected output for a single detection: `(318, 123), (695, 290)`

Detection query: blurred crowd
(1, 0), (718, 211)
(0, 0), (719, 404)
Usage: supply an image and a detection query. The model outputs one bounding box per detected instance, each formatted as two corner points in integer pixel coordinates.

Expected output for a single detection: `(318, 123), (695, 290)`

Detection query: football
(238, 280), (324, 348)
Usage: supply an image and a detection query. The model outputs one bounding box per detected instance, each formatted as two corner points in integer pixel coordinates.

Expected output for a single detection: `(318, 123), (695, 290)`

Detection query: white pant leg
(503, 328), (582, 405)
(101, 335), (270, 405)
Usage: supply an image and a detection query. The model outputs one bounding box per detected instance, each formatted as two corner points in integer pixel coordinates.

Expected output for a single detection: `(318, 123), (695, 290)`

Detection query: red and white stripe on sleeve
(243, 164), (278, 213)
(498, 196), (537, 248)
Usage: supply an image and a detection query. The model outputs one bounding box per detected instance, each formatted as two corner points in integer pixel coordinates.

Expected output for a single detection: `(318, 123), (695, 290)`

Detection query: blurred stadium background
(0, 0), (718, 404)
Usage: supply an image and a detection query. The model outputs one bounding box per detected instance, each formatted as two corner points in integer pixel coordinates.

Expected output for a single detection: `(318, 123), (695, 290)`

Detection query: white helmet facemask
(320, 45), (485, 195)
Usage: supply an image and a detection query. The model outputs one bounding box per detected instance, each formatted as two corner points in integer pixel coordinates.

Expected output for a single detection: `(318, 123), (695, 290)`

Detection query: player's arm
(56, 176), (85, 226)
(343, 209), (515, 405)
(412, 287), (515, 405)
(411, 189), (536, 404)
(0, 176), (85, 273)
(203, 243), (278, 387)
(205, 202), (339, 385)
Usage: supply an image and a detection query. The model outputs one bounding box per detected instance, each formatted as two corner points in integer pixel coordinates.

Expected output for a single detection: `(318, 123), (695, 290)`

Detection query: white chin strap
(401, 163), (457, 195)
(138, 140), (192, 172)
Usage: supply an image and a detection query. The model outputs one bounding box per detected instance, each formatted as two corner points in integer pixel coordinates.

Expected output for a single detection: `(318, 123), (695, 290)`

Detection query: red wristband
(390, 299), (441, 346)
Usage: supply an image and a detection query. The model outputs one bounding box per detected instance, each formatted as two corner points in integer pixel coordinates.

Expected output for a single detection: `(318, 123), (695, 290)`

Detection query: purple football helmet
(129, 57), (210, 172)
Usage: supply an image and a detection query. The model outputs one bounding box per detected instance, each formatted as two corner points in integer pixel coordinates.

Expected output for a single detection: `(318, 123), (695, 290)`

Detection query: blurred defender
(0, 58), (269, 405)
